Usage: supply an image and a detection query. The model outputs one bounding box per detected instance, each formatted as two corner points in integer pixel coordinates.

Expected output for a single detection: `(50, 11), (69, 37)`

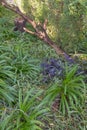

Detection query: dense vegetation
(0, 0), (87, 130)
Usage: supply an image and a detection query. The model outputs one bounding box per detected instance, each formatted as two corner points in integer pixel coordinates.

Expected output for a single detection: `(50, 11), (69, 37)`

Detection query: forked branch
(0, 0), (73, 60)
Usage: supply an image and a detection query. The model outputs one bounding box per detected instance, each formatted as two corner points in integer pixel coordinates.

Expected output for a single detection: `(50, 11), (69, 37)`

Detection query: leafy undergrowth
(0, 10), (87, 130)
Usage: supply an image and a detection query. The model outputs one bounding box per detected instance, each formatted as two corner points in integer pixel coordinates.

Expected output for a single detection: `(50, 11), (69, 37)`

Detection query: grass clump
(0, 86), (49, 130)
(45, 65), (86, 115)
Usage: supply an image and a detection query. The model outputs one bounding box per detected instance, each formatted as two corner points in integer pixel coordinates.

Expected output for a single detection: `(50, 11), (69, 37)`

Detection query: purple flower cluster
(41, 58), (64, 83)
(41, 57), (85, 83)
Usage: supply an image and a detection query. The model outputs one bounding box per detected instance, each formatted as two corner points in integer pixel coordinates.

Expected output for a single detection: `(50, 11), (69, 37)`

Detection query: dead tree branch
(0, 1), (73, 60)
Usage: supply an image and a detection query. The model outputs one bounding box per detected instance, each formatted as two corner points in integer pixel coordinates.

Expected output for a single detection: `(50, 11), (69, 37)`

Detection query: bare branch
(0, 0), (72, 58)
(0, 1), (37, 29)
(43, 19), (48, 30)
(23, 27), (37, 35)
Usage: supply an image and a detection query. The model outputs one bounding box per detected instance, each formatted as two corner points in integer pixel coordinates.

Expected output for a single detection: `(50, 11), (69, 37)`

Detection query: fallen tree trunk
(0, 1), (74, 61)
